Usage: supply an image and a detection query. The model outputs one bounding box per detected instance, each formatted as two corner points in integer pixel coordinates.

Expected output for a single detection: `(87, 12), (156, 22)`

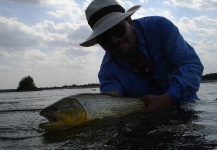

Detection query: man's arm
(161, 17), (203, 105)
(141, 17), (203, 111)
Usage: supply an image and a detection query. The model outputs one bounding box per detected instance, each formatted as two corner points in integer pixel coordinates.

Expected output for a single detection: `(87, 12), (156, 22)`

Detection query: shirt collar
(133, 20), (150, 60)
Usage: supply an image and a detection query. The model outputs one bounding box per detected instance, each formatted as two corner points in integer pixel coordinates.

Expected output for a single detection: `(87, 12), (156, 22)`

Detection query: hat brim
(80, 5), (141, 47)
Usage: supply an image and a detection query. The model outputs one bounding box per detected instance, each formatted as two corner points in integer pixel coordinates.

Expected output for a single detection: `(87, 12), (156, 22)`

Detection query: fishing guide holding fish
(80, 0), (204, 112)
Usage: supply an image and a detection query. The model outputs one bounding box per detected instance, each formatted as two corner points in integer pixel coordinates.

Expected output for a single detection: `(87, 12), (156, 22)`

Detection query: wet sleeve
(159, 17), (204, 105)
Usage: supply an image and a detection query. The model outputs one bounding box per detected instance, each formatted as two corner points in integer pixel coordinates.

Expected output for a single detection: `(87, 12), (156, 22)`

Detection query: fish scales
(75, 94), (145, 119)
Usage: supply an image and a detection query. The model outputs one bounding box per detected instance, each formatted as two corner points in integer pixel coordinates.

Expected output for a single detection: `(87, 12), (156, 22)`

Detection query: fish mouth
(39, 112), (64, 130)
(41, 112), (59, 122)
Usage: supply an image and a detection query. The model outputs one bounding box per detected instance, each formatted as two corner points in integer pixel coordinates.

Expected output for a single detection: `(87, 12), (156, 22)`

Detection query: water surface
(0, 83), (217, 149)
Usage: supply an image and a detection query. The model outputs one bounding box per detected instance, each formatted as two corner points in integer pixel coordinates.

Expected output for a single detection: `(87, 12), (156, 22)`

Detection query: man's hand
(140, 93), (172, 112)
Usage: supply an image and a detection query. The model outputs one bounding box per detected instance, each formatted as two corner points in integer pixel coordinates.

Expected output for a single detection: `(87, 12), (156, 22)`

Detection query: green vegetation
(17, 76), (38, 91)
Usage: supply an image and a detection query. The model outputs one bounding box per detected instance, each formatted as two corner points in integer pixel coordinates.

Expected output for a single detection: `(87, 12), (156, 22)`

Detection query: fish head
(39, 96), (87, 130)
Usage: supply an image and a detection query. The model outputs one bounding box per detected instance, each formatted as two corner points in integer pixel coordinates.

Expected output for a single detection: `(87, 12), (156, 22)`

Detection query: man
(80, 0), (204, 112)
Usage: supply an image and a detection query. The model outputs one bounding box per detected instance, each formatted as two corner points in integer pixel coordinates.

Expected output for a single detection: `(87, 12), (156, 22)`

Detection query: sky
(0, 0), (217, 89)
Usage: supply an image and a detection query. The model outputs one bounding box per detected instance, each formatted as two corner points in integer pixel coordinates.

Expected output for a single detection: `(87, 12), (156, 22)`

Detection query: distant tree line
(202, 73), (217, 81)
(1, 73), (217, 93)
(40, 83), (100, 90)
(63, 83), (100, 88)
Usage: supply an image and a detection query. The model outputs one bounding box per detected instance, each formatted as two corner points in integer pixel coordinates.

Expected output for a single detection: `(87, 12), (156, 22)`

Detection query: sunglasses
(96, 21), (126, 46)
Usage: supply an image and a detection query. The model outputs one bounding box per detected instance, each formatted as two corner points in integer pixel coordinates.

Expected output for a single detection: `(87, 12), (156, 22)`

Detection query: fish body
(39, 94), (145, 130)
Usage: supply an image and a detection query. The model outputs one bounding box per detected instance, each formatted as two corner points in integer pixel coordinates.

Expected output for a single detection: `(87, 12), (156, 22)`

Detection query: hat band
(88, 5), (125, 29)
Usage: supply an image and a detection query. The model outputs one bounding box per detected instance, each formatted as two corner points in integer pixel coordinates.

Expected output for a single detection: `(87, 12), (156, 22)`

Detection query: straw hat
(80, 0), (140, 47)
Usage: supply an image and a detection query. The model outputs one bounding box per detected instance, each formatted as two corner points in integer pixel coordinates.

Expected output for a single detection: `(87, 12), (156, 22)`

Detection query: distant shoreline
(0, 85), (100, 93)
(200, 80), (217, 83)
(1, 80), (217, 93)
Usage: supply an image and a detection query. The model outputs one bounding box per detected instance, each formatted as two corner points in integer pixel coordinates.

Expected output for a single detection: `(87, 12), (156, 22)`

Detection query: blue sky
(0, 0), (217, 89)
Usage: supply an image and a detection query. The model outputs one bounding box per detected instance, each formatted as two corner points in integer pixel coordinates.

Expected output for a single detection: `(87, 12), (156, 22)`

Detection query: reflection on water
(41, 123), (119, 149)
(101, 107), (213, 149)
(0, 84), (217, 149)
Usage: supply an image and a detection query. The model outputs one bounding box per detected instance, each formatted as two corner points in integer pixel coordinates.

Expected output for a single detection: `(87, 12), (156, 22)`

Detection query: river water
(0, 83), (217, 149)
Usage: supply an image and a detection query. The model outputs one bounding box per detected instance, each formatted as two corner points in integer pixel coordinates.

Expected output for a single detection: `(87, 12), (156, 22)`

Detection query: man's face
(96, 18), (137, 58)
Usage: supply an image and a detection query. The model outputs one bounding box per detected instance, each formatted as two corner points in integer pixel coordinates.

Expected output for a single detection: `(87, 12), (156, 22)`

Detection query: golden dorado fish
(39, 94), (145, 130)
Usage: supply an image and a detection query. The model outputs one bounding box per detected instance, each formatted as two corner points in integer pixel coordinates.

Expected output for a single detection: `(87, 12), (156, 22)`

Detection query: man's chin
(111, 51), (131, 59)
(109, 44), (133, 58)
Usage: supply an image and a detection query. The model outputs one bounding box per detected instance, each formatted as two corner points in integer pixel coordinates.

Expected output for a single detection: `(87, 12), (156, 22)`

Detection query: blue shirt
(98, 16), (204, 106)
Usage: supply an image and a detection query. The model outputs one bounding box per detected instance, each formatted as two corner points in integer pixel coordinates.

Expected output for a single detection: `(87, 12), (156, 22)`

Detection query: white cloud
(195, 39), (217, 74)
(0, 0), (42, 5)
(0, 17), (43, 50)
(0, 64), (11, 72)
(196, 28), (217, 37)
(188, 39), (217, 74)
(193, 16), (217, 27)
(0, 0), (79, 7)
(45, 1), (84, 21)
(0, 50), (10, 58)
(177, 16), (217, 38)
(192, 39), (217, 54)
(118, 0), (135, 8)
(165, 0), (217, 11)
(139, 0), (149, 3)
(177, 17), (197, 33)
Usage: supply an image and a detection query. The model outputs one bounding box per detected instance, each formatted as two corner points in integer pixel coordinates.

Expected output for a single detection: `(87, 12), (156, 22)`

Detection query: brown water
(0, 83), (217, 149)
